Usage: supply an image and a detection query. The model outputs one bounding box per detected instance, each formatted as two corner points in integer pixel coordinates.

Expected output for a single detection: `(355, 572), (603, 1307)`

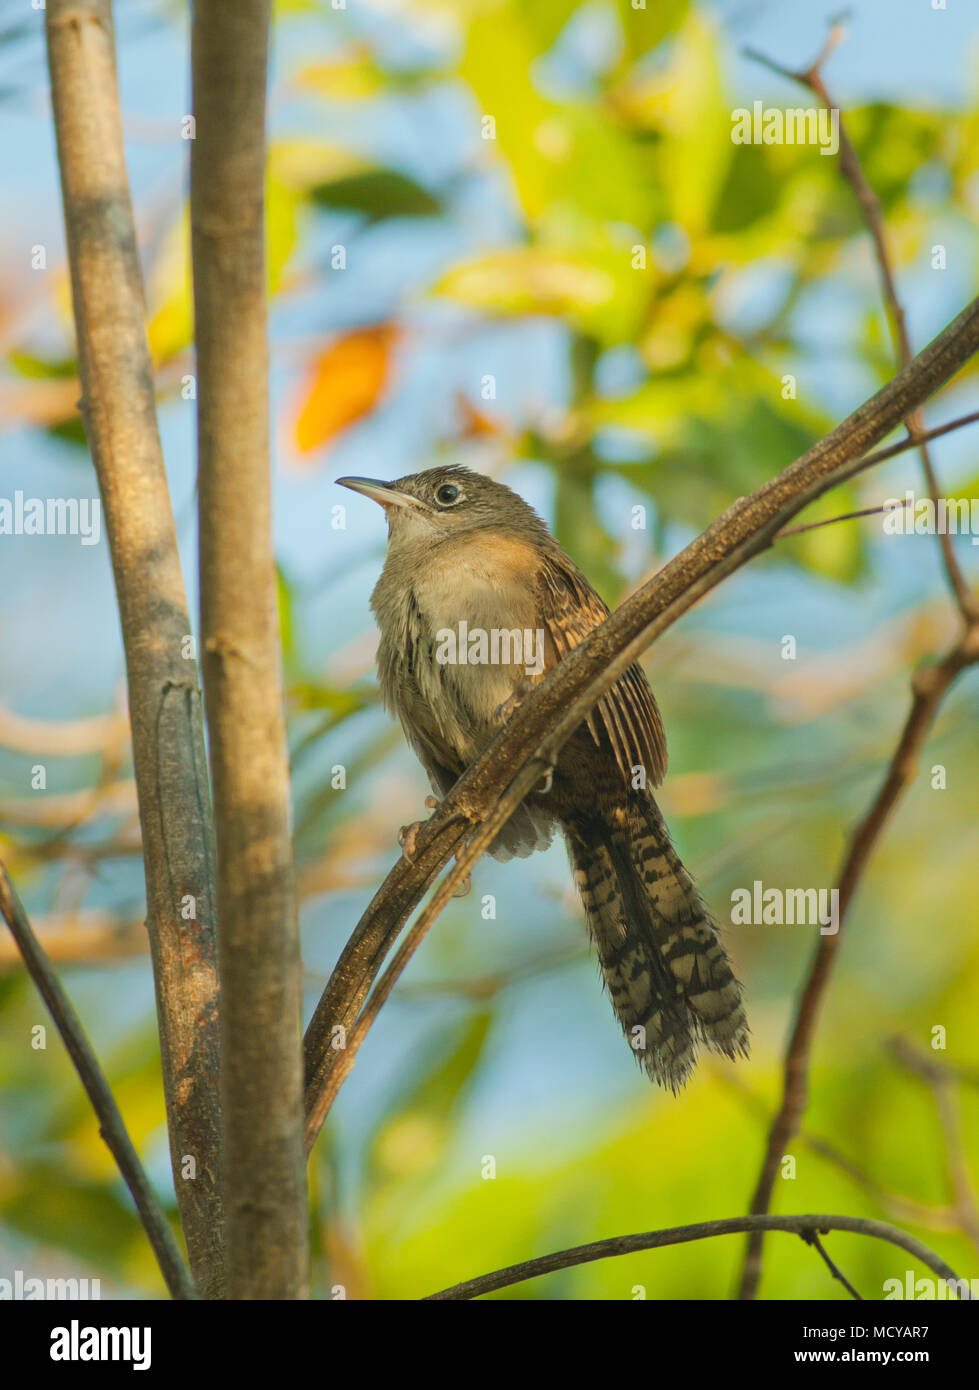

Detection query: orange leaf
(294, 324), (396, 454)
(454, 391), (502, 438)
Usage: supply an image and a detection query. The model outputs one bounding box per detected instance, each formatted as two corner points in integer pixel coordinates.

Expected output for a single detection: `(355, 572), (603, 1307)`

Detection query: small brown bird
(338, 465), (748, 1090)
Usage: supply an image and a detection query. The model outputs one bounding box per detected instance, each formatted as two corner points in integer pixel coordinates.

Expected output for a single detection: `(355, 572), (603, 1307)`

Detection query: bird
(337, 464), (749, 1091)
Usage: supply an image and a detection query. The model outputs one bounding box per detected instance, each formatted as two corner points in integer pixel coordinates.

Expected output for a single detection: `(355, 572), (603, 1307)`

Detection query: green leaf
(460, 2), (658, 230)
(8, 351), (77, 380)
(432, 231), (653, 344)
(614, 0), (690, 64)
(310, 169), (441, 220)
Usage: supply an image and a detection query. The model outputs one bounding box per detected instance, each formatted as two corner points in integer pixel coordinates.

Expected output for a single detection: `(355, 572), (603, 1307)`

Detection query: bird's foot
(398, 795), (440, 864)
(492, 676), (536, 727)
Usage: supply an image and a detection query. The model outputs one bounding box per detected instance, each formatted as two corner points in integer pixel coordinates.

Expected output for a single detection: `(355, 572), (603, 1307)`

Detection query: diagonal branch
(45, 0), (223, 1298)
(0, 862), (195, 1300)
(304, 294), (979, 1148)
(423, 1212), (972, 1301)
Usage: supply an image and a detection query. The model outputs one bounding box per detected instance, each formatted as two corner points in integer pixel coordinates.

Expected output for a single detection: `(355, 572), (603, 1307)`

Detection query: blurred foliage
(1, 0), (978, 1301)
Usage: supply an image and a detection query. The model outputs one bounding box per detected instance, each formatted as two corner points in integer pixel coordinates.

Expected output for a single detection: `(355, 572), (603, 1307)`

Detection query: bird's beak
(336, 477), (430, 512)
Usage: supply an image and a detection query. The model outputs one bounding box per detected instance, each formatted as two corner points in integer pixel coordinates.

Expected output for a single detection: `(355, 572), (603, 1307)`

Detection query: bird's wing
(536, 547), (668, 787)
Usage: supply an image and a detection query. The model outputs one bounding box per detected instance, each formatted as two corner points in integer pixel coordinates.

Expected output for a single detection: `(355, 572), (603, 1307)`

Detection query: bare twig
(45, 0), (223, 1297)
(424, 1212), (971, 1301)
(777, 504), (887, 540)
(738, 31), (979, 1299)
(304, 294), (979, 1147)
(819, 408), (979, 484)
(191, 0), (308, 1298)
(746, 38), (978, 621)
(803, 1230), (863, 1300)
(738, 626), (979, 1298)
(0, 862), (195, 1299)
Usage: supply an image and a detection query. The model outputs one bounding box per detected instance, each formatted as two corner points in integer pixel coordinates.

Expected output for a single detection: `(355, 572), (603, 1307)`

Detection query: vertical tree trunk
(191, 0), (309, 1299)
(45, 0), (225, 1298)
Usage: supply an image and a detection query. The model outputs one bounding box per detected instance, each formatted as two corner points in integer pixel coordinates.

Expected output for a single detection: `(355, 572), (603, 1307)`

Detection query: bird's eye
(435, 483), (461, 506)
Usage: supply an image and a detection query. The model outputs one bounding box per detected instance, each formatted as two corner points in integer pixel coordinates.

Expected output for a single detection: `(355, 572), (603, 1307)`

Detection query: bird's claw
(493, 676), (536, 727)
(398, 795), (440, 864)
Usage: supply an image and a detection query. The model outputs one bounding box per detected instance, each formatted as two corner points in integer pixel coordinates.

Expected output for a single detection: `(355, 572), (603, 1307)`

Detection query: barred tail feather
(566, 794), (749, 1091)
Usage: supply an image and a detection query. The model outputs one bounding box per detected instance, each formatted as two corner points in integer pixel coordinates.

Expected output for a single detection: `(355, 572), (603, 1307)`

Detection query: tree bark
(191, 0), (309, 1299)
(45, 0), (224, 1298)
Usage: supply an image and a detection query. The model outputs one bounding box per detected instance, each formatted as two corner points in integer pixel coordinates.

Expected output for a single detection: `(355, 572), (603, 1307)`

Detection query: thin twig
(423, 1212), (971, 1300)
(0, 862), (195, 1300)
(777, 505), (886, 540)
(746, 38), (978, 621)
(738, 625), (979, 1298)
(738, 30), (979, 1299)
(803, 1230), (863, 1300)
(843, 409), (979, 478)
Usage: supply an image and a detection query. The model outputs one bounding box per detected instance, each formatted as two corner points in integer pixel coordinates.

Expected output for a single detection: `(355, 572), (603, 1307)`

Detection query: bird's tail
(563, 792), (748, 1091)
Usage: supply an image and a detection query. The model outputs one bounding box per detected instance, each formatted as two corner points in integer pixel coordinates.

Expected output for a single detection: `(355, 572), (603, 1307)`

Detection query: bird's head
(336, 465), (548, 549)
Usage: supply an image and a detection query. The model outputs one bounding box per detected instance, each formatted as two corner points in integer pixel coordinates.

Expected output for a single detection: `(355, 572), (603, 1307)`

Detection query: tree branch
(304, 293), (979, 1147)
(738, 32), (979, 1299)
(738, 626), (979, 1298)
(0, 861), (195, 1300)
(424, 1213), (972, 1300)
(45, 0), (223, 1297)
(746, 36), (978, 621)
(191, 0), (308, 1298)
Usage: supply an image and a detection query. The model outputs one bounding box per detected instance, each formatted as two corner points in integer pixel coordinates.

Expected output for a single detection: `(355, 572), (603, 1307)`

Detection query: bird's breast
(375, 529), (545, 766)
(410, 530), (541, 634)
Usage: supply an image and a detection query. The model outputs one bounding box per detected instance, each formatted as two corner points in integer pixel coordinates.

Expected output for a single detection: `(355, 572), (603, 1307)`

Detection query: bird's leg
(398, 795), (440, 864)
